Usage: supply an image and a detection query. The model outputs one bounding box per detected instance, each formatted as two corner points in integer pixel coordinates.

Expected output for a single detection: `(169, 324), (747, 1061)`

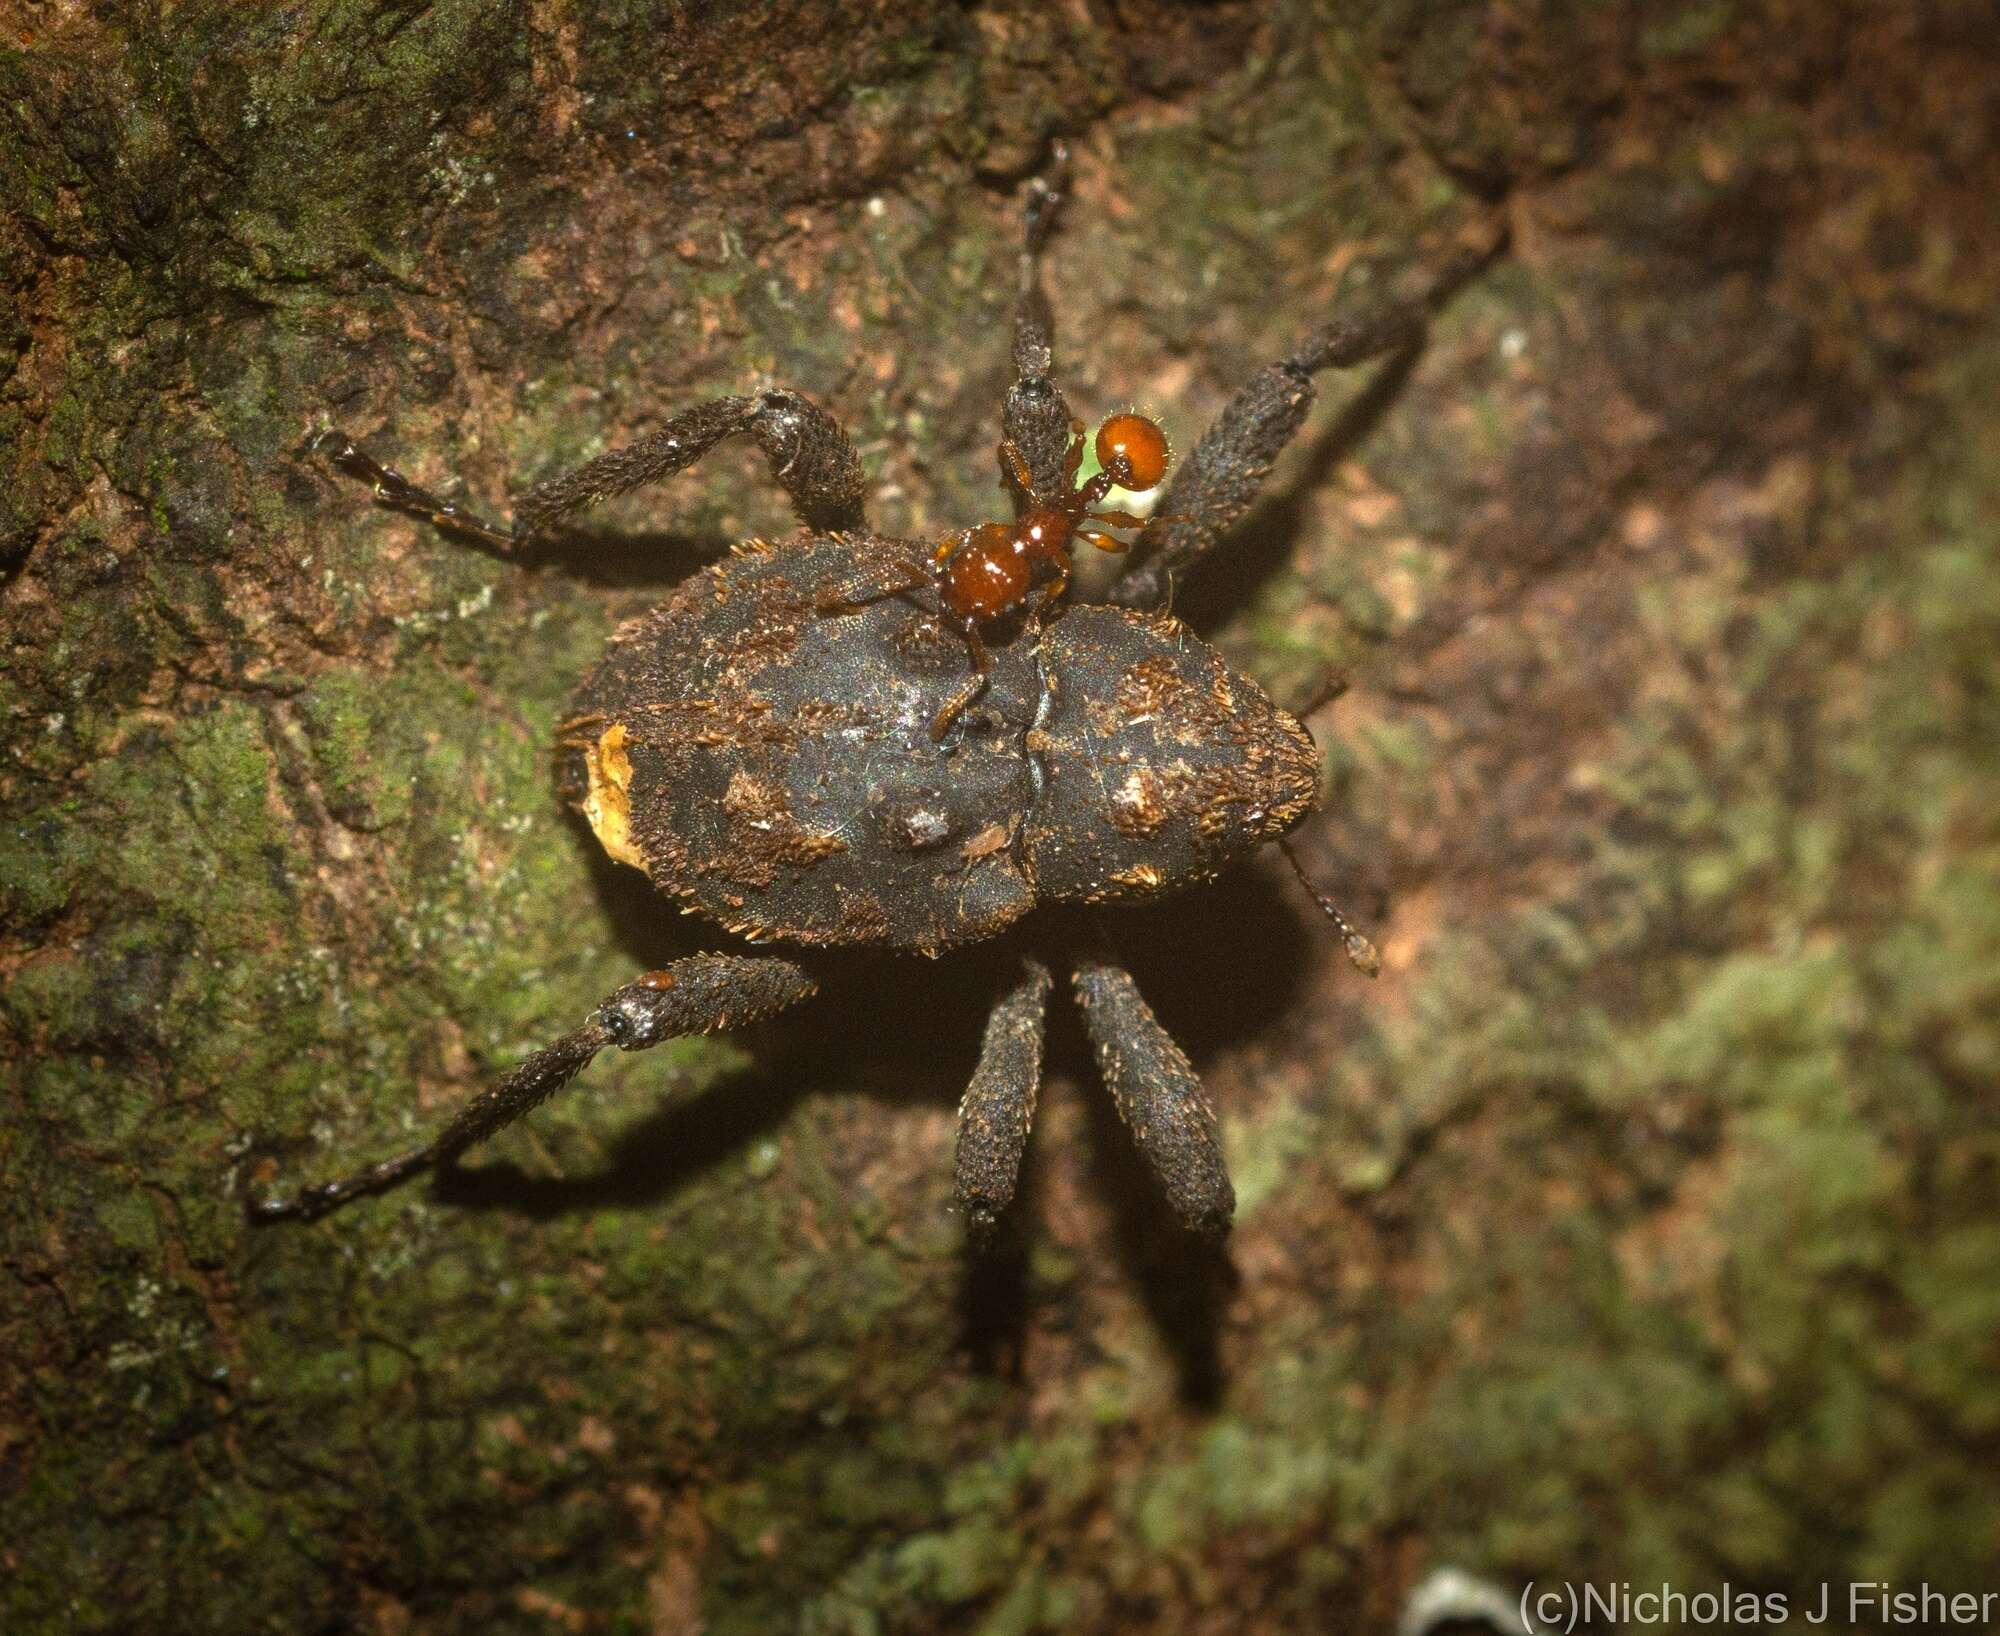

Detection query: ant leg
(1082, 509), (1149, 533)
(1072, 954), (1234, 1237)
(1000, 143), (1082, 512)
(1016, 557), (1075, 633)
(929, 624), (993, 741)
(1063, 420), (1087, 489)
(248, 956), (816, 1224)
(1108, 238), (1501, 610)
(998, 438), (1037, 502)
(317, 390), (868, 549)
(953, 958), (1053, 1245)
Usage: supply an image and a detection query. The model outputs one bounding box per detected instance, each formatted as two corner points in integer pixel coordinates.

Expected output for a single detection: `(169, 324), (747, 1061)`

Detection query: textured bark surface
(6, 2), (1999, 1632)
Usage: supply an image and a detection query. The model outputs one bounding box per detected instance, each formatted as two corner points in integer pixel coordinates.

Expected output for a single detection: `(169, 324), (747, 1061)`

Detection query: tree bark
(6, 2), (1998, 1631)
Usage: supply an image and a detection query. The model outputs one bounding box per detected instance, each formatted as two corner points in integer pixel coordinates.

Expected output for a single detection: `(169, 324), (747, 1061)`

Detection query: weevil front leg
(314, 388), (869, 549)
(516, 389), (869, 539)
(1000, 143), (1083, 512)
(1108, 234), (1503, 610)
(249, 955), (816, 1224)
(813, 553), (933, 615)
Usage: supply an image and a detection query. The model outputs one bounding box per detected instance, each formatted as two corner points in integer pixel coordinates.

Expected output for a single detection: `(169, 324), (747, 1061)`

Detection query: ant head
(1092, 413), (1170, 493)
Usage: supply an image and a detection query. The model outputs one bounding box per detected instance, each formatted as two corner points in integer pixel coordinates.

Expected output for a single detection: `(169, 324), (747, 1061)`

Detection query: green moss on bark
(6, 2), (2000, 1632)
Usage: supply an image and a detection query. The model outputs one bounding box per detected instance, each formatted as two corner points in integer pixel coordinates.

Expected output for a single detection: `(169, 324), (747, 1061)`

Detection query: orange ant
(815, 410), (1172, 740)
(939, 410), (1170, 626)
(913, 411), (1172, 739)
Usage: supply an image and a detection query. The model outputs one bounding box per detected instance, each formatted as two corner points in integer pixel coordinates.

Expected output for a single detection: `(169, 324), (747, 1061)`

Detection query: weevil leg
(248, 955), (816, 1224)
(1107, 233), (1504, 610)
(1000, 143), (1082, 513)
(513, 388), (869, 540)
(1072, 954), (1235, 1237)
(316, 389), (869, 549)
(952, 958), (1053, 1245)
(814, 553), (933, 614)
(309, 431), (518, 546)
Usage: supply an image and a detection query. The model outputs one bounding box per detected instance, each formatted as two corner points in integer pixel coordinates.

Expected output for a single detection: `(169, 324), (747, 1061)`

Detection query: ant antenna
(1279, 838), (1381, 978)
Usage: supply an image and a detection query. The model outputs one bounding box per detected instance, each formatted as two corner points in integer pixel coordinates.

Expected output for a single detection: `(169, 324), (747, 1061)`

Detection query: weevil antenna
(1278, 838), (1381, 978)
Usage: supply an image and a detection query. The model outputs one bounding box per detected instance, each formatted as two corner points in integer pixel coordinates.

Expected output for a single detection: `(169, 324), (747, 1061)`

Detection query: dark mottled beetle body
(258, 151), (1478, 1237)
(561, 533), (1318, 956)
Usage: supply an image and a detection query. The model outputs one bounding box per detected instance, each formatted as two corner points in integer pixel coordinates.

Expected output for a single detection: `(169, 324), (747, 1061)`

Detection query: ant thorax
(933, 412), (1171, 630)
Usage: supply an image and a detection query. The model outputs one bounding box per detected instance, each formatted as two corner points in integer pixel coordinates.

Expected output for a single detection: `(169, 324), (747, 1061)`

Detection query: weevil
(254, 150), (1482, 1239)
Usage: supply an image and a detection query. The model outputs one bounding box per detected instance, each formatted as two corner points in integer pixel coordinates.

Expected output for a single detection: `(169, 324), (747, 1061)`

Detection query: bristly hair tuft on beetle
(257, 146), (1496, 1240)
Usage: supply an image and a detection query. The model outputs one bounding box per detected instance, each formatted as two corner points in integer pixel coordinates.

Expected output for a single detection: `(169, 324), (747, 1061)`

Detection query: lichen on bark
(5, 2), (1999, 1632)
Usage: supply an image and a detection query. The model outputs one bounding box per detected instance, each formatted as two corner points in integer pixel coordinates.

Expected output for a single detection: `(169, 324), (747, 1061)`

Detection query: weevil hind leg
(1071, 954), (1235, 1237)
(249, 956), (817, 1224)
(952, 959), (1054, 1246)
